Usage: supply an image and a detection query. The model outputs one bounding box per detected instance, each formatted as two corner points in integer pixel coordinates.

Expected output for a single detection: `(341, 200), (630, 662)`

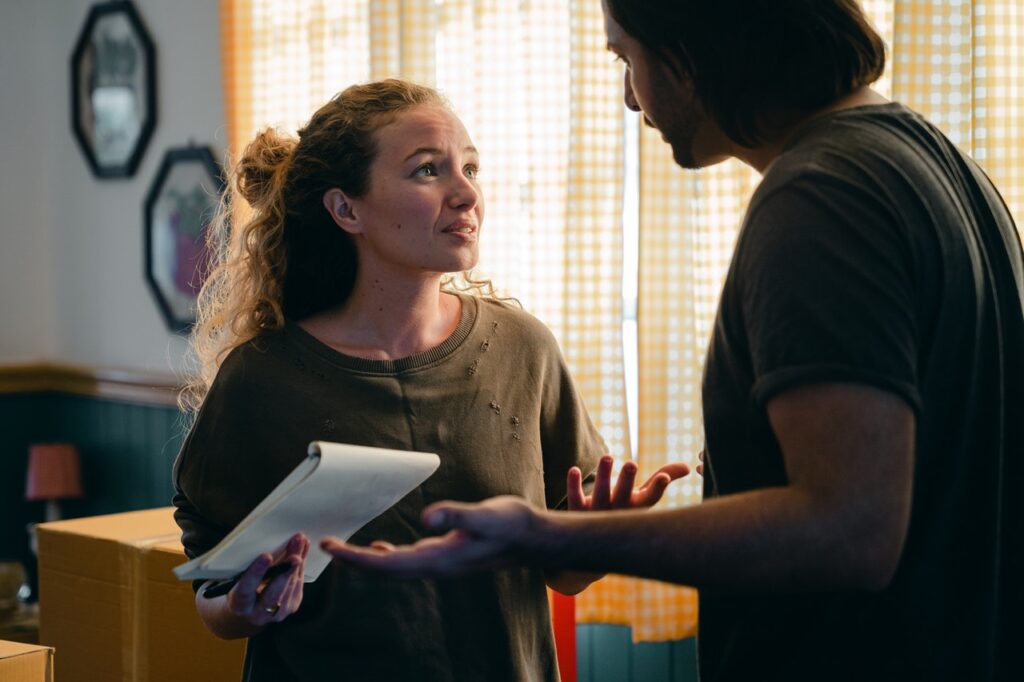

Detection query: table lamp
(25, 443), (83, 522)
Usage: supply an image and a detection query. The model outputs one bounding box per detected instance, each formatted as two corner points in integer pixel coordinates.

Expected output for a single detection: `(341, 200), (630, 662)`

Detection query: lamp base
(44, 499), (63, 523)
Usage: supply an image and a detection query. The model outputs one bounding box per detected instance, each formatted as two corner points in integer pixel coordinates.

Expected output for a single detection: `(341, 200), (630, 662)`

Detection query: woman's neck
(298, 272), (462, 361)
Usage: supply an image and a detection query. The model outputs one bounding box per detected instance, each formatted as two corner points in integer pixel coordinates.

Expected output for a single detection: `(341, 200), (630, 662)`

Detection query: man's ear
(323, 188), (361, 234)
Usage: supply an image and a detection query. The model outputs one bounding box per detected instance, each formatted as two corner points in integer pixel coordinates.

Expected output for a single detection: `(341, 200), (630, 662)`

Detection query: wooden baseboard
(0, 363), (182, 407)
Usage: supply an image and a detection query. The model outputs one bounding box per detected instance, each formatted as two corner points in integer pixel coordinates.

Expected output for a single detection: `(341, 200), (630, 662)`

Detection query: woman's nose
(449, 173), (479, 209)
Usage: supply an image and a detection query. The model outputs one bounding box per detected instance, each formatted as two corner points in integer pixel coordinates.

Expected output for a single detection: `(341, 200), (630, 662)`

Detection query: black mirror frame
(71, 1), (157, 179)
(143, 145), (225, 333)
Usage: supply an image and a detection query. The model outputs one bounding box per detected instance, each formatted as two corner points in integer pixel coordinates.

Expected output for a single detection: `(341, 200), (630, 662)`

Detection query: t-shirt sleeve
(534, 326), (607, 510)
(738, 174), (922, 412)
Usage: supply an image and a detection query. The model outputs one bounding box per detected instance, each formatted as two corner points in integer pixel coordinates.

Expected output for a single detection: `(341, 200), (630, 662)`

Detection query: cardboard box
(136, 540), (246, 681)
(0, 640), (54, 682)
(37, 508), (244, 682)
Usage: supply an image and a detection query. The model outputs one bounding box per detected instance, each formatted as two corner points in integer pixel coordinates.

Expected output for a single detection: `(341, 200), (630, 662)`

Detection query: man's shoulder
(748, 104), (949, 220)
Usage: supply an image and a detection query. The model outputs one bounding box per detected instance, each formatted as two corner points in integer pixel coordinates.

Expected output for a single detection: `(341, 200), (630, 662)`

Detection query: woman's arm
(195, 534), (309, 640)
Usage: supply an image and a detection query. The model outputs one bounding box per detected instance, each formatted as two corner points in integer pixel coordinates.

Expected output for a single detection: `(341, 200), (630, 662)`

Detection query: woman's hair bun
(235, 128), (297, 208)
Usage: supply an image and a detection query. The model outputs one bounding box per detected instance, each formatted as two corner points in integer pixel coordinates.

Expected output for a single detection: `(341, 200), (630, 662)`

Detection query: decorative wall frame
(71, 1), (156, 178)
(144, 146), (224, 332)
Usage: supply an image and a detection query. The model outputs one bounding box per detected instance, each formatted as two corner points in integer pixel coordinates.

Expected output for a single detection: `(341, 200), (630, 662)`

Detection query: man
(323, 1), (1024, 679)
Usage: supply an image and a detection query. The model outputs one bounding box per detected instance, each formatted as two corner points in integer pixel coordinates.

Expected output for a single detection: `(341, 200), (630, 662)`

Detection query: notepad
(173, 441), (440, 582)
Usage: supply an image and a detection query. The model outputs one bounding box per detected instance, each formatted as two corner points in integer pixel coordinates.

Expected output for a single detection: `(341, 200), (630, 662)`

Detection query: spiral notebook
(173, 441), (440, 582)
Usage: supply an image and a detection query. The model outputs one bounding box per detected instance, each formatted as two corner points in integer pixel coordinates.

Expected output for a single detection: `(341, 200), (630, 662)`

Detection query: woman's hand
(544, 455), (689, 595)
(225, 532), (309, 628)
(566, 454), (690, 512)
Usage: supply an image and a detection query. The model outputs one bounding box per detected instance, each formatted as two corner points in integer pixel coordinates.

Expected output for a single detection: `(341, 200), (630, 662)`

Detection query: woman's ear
(323, 188), (361, 234)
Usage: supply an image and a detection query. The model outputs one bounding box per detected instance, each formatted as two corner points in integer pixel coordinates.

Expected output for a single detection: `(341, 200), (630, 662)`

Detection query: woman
(172, 79), (685, 681)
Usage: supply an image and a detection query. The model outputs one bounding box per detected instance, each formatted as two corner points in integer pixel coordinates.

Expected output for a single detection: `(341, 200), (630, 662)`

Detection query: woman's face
(340, 104), (484, 279)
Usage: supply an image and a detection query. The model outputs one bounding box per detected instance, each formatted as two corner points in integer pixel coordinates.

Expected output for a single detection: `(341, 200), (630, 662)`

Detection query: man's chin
(671, 142), (703, 170)
(672, 141), (731, 171)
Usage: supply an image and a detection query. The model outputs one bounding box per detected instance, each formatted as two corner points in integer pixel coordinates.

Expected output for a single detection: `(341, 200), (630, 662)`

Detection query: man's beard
(666, 105), (705, 170)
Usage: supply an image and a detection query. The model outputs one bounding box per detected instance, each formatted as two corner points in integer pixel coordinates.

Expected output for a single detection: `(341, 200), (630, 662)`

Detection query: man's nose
(624, 72), (641, 113)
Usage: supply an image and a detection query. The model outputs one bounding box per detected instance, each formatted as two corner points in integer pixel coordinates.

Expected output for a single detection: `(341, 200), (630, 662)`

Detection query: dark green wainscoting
(0, 388), (696, 682)
(0, 391), (187, 559)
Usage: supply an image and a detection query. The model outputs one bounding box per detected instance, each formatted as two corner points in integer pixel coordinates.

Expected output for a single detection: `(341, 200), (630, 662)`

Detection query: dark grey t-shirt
(173, 294), (605, 682)
(701, 104), (1023, 681)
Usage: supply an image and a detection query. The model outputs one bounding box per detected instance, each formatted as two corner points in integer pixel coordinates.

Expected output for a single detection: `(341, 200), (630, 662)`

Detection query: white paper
(174, 441), (440, 582)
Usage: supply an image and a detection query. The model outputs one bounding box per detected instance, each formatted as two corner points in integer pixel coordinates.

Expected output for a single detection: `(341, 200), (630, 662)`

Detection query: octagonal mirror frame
(143, 145), (225, 333)
(71, 1), (157, 178)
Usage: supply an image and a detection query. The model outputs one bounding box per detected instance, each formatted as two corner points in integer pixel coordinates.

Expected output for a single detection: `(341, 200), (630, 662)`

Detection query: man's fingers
(422, 501), (484, 532)
(566, 467), (586, 510)
(324, 531), (503, 579)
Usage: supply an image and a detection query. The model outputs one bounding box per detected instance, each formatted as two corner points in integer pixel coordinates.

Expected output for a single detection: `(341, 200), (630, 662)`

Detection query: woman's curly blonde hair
(181, 79), (507, 413)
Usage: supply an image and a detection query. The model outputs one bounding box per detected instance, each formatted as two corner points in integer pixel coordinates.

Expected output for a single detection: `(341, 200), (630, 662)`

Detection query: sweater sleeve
(535, 325), (606, 510)
(171, 342), (303, 584)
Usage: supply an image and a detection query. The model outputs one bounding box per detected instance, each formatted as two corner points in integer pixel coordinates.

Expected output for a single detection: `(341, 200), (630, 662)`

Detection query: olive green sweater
(172, 294), (605, 681)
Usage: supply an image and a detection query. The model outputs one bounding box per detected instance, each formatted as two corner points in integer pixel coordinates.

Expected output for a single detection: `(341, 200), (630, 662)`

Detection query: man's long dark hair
(605, 0), (887, 146)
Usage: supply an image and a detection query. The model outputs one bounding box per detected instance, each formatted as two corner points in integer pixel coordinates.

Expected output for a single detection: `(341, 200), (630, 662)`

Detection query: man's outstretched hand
(320, 496), (540, 579)
(320, 455), (691, 581)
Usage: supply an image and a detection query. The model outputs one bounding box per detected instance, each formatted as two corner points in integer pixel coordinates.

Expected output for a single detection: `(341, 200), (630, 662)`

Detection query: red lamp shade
(25, 443), (83, 501)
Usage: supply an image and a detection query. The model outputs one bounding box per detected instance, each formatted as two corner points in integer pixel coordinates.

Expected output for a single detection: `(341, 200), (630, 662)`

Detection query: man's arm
(324, 383), (914, 592)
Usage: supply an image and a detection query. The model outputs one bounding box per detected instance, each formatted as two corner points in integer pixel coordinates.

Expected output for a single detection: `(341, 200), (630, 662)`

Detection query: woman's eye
(464, 165), (479, 179)
(414, 164), (436, 177)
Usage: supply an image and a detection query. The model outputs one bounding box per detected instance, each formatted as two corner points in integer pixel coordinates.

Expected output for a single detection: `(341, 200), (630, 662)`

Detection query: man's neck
(734, 87), (890, 174)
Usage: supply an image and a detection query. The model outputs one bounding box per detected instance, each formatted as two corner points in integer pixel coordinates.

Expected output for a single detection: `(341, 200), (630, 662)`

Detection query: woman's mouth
(442, 221), (478, 240)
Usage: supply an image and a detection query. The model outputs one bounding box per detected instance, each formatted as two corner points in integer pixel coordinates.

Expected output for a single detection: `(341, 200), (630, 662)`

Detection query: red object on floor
(551, 592), (577, 682)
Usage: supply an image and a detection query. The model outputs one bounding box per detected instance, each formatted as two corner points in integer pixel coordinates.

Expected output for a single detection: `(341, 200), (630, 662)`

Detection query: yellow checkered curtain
(220, 1), (372, 157)
(891, 0), (1023, 227)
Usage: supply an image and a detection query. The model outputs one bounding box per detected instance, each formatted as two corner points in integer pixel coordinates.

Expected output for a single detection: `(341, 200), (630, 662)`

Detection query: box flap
(0, 640), (53, 682)
(0, 641), (52, 659)
(37, 508), (179, 583)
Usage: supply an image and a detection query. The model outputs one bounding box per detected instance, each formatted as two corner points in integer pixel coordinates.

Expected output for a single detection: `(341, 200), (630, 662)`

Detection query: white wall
(0, 1), (59, 363)
(0, 0), (225, 375)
